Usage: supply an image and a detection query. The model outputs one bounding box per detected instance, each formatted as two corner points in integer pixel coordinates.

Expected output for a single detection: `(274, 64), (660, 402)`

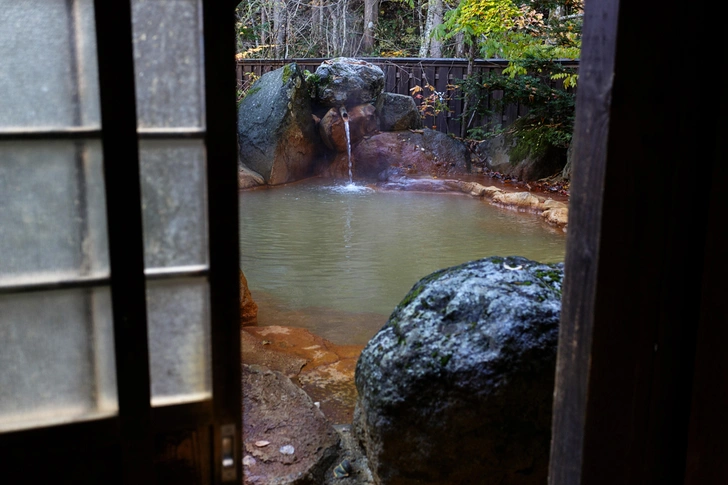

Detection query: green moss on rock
(533, 268), (564, 294)
(513, 280), (534, 286)
(397, 284), (425, 309)
(245, 86), (261, 98)
(282, 63), (296, 84)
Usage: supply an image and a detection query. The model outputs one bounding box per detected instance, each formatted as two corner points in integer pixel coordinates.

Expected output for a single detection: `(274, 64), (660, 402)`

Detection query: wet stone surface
(354, 256), (563, 485)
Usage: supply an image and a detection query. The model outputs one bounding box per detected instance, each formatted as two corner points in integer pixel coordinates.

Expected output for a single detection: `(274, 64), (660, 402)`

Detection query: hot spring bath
(239, 178), (566, 346)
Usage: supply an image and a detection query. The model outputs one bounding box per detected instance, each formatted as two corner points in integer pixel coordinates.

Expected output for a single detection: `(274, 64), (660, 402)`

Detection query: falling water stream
(239, 179), (566, 346)
(341, 107), (354, 185)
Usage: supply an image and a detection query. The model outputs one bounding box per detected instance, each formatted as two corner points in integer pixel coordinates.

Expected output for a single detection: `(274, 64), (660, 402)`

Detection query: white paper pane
(140, 140), (208, 268)
(0, 141), (110, 286)
(132, 0), (205, 128)
(0, 0), (100, 129)
(0, 288), (118, 432)
(147, 279), (211, 406)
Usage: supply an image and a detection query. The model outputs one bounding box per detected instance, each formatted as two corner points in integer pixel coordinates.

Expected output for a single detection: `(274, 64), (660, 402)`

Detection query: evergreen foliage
(444, 0), (582, 166)
(458, 59), (577, 162)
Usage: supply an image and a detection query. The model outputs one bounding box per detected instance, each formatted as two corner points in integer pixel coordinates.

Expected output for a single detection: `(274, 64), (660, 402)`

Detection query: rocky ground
(242, 325), (375, 484)
(242, 326), (362, 424)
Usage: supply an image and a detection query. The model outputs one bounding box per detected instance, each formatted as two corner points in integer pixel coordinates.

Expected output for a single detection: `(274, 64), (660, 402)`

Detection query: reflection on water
(239, 178), (566, 345)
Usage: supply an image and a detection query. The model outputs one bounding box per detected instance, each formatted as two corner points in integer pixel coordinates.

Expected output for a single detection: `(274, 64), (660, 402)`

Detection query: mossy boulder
(354, 256), (563, 485)
(237, 63), (322, 185)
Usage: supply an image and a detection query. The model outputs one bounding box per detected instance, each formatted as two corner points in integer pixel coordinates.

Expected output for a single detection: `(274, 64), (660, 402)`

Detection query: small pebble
(333, 459), (352, 478)
(243, 455), (256, 467)
(279, 445), (295, 455)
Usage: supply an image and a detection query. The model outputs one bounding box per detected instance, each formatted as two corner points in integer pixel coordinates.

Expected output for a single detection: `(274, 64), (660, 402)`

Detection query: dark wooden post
(549, 0), (726, 484)
(94, 2), (154, 483)
(682, 59), (728, 485)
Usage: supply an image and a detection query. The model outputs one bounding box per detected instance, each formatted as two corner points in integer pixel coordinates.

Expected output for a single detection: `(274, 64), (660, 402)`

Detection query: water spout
(340, 106), (353, 184)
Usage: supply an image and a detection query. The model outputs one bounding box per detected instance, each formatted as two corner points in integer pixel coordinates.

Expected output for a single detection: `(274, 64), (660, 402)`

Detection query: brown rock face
(241, 329), (307, 379)
(240, 269), (258, 326)
(318, 104), (378, 152)
(492, 191), (544, 210)
(541, 207), (568, 227)
(323, 128), (473, 181)
(242, 325), (364, 425)
(238, 164), (265, 190)
(242, 364), (340, 484)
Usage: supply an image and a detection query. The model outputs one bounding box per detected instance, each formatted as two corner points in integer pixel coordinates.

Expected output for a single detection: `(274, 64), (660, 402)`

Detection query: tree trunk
(311, 0), (320, 43)
(455, 31), (465, 58)
(418, 0), (432, 57)
(273, 0), (286, 58)
(418, 0), (443, 58)
(285, 10), (291, 57)
(461, 39), (476, 137)
(362, 0), (379, 53)
(329, 6), (339, 56)
(341, 0), (348, 55)
(260, 8), (268, 45)
(417, 0), (424, 51)
(429, 0), (443, 57)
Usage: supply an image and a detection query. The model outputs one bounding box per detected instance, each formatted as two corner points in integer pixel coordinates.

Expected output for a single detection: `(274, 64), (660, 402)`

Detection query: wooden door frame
(95, 2), (153, 482)
(548, 0), (727, 483)
(96, 1), (243, 482)
(0, 2), (241, 484)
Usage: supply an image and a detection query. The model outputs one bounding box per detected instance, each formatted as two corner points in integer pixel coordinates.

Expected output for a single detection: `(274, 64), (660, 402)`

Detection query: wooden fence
(236, 57), (579, 137)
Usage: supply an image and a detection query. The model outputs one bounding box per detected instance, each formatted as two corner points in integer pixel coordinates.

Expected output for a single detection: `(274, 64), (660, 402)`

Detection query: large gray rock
(315, 58), (385, 108)
(237, 63), (321, 185)
(375, 93), (422, 131)
(354, 256), (563, 485)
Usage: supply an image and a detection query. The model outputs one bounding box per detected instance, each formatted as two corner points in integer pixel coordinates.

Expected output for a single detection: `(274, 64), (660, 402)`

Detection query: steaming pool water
(239, 178), (566, 346)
